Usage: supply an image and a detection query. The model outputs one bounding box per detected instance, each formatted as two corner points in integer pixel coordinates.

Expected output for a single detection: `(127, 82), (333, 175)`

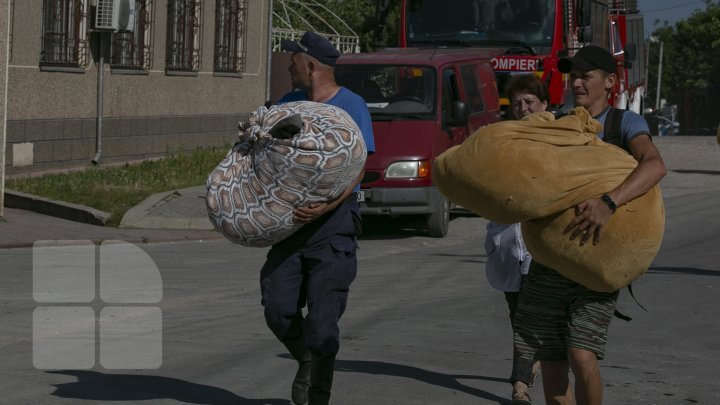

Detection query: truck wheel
(427, 194), (449, 237)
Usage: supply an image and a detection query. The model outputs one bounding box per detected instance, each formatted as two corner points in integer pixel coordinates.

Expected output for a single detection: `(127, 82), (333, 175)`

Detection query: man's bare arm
(293, 170), (364, 224)
(566, 134), (667, 245)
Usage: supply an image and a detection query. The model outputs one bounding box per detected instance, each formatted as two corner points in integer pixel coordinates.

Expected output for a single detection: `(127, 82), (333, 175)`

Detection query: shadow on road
(360, 215), (431, 240)
(334, 358), (510, 404)
(649, 266), (720, 277)
(360, 212), (475, 240)
(47, 370), (289, 405)
(431, 251), (487, 264)
(672, 169), (720, 176)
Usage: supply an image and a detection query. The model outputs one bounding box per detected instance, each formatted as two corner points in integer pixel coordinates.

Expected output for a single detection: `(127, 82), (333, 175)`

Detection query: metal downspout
(92, 33), (105, 165)
(1, 0), (11, 217)
(266, 0), (273, 104)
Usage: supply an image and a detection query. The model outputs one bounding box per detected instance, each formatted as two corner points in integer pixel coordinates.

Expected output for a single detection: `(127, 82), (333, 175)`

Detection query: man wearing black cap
(512, 45), (666, 405)
(259, 31), (374, 405)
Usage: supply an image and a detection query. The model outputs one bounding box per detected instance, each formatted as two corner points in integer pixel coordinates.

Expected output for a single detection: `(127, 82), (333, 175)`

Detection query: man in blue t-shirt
(260, 31), (374, 405)
(512, 45), (667, 405)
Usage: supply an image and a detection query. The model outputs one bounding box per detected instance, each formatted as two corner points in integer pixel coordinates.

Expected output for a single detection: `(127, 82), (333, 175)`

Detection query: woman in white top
(484, 74), (548, 405)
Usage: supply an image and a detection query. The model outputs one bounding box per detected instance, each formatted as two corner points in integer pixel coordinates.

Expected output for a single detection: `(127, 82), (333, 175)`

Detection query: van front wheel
(427, 194), (450, 237)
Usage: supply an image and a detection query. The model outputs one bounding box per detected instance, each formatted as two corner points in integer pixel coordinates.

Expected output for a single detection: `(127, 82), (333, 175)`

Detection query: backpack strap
(613, 283), (649, 321)
(605, 109), (647, 320)
(603, 108), (629, 153)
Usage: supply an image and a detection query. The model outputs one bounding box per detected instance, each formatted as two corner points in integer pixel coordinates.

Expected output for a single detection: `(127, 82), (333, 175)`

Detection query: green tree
(273, 0), (400, 51)
(648, 1), (720, 133)
(318, 0), (401, 50)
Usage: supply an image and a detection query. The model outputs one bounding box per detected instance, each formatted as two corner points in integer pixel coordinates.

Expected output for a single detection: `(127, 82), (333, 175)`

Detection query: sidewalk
(0, 186), (223, 249)
(119, 185), (214, 230)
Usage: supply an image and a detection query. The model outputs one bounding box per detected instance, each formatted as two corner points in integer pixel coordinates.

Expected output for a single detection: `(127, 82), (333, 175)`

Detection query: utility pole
(266, 0), (273, 105)
(655, 39), (664, 110)
(643, 32), (650, 98)
(374, 0), (392, 48)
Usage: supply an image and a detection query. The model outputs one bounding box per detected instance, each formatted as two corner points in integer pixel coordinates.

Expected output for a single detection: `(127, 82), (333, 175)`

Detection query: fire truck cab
(400, 0), (647, 115)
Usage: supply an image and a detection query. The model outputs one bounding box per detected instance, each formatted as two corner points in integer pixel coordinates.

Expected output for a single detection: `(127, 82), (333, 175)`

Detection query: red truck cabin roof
(337, 47), (503, 66)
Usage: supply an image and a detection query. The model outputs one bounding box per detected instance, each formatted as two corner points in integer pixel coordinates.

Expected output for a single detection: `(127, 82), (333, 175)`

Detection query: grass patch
(6, 147), (230, 227)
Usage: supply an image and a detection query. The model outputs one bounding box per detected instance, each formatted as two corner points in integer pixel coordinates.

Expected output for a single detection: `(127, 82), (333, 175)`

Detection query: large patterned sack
(433, 108), (664, 292)
(206, 101), (367, 247)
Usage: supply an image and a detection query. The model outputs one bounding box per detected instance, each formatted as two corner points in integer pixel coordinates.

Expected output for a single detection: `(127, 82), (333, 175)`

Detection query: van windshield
(405, 0), (556, 54)
(336, 65), (436, 118)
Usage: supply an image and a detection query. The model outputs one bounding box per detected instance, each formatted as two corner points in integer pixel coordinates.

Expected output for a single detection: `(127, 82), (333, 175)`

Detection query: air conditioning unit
(95, 0), (135, 32)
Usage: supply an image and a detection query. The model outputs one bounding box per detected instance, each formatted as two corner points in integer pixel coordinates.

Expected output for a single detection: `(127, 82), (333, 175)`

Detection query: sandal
(511, 390), (532, 405)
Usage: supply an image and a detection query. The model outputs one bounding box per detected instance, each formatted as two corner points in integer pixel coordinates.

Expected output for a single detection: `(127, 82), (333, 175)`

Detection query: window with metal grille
(214, 0), (247, 74)
(111, 0), (154, 70)
(166, 0), (203, 73)
(40, 0), (90, 68)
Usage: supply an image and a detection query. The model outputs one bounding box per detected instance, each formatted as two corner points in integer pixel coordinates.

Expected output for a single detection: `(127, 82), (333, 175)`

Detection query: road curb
(119, 190), (178, 228)
(3, 190), (111, 226)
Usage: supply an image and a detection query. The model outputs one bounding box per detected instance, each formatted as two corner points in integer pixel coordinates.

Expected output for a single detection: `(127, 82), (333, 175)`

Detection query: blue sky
(637, 0), (711, 33)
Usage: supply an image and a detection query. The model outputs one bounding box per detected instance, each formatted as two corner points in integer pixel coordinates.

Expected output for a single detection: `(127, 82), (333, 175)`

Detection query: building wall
(4, 0), (270, 175)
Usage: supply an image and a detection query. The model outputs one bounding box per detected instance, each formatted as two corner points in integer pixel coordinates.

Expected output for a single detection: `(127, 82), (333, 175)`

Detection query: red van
(335, 48), (502, 236)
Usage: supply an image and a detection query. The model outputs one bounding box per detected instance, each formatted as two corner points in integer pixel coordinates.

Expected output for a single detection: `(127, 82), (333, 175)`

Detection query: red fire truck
(398, 0), (647, 114)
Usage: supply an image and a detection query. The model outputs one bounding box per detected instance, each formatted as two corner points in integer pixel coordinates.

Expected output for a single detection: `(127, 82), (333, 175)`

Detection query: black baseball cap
(558, 45), (616, 74)
(281, 31), (340, 67)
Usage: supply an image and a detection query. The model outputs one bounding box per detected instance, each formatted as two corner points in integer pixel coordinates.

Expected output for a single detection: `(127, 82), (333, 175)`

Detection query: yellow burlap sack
(434, 108), (638, 223)
(522, 185), (664, 292)
(433, 108), (665, 292)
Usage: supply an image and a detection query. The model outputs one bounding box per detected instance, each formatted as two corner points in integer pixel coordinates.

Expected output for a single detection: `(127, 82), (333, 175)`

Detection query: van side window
(442, 68), (460, 123)
(460, 64), (485, 113)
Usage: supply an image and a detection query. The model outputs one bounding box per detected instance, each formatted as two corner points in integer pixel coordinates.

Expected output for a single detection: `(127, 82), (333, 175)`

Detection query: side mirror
(553, 88), (575, 118)
(579, 26), (593, 42)
(578, 0), (593, 42)
(625, 43), (637, 62)
(580, 0), (592, 27)
(446, 101), (469, 127)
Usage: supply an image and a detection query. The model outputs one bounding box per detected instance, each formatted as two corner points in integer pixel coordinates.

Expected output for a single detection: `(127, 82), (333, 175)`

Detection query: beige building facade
(4, 0), (271, 175)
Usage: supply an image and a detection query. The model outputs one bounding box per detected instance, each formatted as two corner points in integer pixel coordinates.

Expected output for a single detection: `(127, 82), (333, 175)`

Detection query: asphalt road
(1, 137), (719, 404)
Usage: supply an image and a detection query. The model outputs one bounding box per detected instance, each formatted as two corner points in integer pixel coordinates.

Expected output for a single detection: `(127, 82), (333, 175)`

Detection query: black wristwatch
(601, 193), (618, 213)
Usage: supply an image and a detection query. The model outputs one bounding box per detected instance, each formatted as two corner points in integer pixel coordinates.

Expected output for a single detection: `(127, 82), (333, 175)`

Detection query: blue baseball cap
(281, 31), (340, 67)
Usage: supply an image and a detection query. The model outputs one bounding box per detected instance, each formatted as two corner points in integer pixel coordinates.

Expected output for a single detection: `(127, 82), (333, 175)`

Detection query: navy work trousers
(260, 196), (360, 357)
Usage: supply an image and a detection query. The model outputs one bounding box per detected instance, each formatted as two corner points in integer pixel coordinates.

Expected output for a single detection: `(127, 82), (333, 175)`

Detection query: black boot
(308, 354), (335, 405)
(282, 337), (311, 405)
